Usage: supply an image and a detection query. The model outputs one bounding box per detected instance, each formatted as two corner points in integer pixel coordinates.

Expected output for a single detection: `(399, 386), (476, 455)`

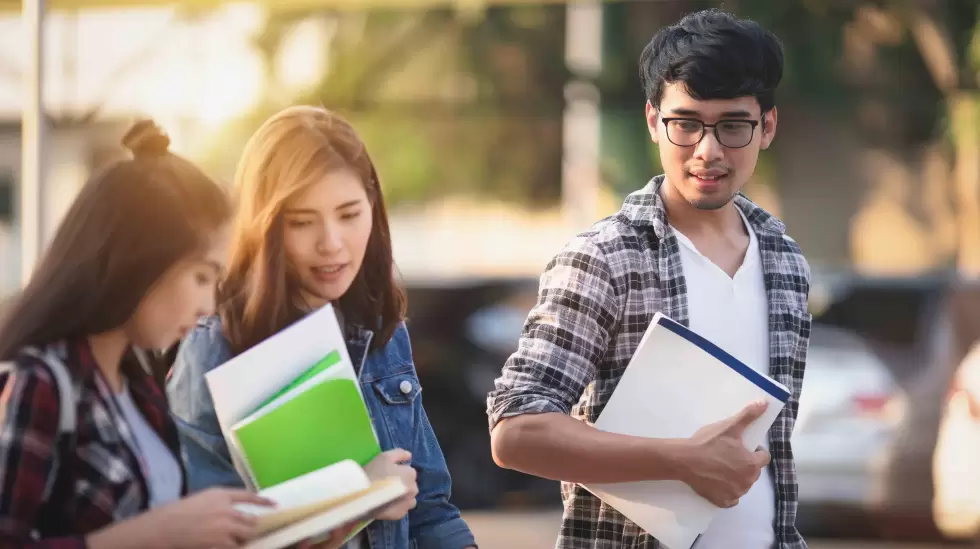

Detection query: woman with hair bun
(0, 119), (279, 549)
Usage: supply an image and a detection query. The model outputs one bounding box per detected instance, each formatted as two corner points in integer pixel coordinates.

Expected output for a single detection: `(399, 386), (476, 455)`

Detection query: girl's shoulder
(174, 315), (233, 376)
(362, 320), (416, 377)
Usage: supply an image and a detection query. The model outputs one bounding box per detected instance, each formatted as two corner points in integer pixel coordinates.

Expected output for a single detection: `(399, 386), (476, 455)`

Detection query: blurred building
(0, 118), (128, 296)
(0, 1), (976, 289)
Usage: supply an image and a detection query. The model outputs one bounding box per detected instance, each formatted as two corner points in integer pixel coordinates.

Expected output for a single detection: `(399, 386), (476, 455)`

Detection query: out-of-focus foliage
(205, 1), (979, 209)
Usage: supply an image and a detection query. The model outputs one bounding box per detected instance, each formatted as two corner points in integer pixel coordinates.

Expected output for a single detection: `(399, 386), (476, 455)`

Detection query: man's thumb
(730, 400), (768, 432)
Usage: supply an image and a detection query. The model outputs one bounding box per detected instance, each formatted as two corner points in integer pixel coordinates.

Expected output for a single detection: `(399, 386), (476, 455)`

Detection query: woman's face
(126, 225), (229, 350)
(282, 168), (373, 310)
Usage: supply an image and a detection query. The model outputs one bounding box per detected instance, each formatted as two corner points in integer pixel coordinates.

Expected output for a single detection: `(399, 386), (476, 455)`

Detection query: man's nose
(693, 128), (724, 162)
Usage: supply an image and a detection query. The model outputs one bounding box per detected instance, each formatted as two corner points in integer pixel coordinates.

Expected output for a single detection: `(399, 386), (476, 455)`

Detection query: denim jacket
(166, 316), (476, 549)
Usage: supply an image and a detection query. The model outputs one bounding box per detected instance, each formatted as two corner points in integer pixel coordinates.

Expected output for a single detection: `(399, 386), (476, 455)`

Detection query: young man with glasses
(487, 8), (812, 549)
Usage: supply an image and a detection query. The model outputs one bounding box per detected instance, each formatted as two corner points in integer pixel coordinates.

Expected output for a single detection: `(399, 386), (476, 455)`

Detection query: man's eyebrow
(667, 108), (755, 118)
(668, 108), (701, 116)
(719, 110), (754, 118)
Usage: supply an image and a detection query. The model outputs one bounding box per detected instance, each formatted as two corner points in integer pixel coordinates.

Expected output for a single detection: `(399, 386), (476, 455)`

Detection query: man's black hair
(639, 8), (784, 113)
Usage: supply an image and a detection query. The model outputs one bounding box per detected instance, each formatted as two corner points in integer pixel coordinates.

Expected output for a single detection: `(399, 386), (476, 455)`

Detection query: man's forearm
(490, 412), (693, 484)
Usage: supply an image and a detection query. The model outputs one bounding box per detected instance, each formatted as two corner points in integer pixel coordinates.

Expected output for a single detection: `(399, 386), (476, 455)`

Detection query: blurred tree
(203, 0), (977, 232)
(894, 0), (980, 273)
(205, 5), (568, 208)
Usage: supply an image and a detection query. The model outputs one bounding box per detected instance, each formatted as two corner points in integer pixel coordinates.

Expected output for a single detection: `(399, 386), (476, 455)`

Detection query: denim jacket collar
(344, 323), (375, 380)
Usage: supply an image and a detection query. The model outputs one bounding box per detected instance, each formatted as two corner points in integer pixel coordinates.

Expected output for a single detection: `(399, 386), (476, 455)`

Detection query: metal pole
(21, 0), (45, 286)
(561, 0), (602, 230)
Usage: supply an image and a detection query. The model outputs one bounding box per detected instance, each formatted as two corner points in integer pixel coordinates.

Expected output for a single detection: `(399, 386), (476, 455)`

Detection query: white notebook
(582, 312), (790, 549)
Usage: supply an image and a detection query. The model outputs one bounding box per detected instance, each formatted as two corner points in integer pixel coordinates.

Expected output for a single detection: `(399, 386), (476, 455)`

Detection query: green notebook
(232, 360), (381, 490)
(255, 351), (341, 411)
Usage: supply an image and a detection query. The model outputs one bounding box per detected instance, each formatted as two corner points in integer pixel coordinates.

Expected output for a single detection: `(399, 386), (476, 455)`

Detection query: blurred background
(1, 0), (980, 547)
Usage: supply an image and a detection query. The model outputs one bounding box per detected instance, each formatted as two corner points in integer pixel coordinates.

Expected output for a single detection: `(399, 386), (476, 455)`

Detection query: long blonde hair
(219, 106), (405, 355)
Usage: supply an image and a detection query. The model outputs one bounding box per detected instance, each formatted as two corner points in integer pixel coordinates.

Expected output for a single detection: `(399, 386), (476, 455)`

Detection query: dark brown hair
(220, 105), (405, 355)
(0, 120), (232, 360)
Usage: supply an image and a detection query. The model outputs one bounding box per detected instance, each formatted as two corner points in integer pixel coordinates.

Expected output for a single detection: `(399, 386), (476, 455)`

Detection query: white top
(345, 532), (366, 549)
(115, 385), (184, 508)
(671, 209), (775, 549)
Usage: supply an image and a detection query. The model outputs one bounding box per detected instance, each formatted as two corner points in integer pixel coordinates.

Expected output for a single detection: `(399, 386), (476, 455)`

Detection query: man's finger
(730, 400), (767, 432)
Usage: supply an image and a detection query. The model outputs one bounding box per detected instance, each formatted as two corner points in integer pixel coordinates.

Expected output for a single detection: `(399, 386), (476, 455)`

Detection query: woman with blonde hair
(167, 105), (477, 549)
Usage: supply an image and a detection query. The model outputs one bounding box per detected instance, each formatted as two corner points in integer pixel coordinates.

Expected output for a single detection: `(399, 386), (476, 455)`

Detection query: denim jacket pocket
(371, 372), (422, 449)
(372, 372), (422, 405)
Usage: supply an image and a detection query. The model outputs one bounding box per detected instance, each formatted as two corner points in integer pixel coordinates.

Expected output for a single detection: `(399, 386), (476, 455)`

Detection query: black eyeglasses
(660, 117), (761, 149)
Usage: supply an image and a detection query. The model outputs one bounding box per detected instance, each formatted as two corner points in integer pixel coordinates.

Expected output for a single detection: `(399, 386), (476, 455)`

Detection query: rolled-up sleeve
(486, 235), (619, 430)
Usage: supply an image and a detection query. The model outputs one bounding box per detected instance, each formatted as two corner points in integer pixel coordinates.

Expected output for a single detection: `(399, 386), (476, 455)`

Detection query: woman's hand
(293, 521), (361, 549)
(88, 487), (275, 549)
(363, 448), (419, 521)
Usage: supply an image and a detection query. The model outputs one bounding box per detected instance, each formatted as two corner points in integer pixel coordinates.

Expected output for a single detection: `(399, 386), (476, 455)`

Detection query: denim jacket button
(399, 380), (413, 394)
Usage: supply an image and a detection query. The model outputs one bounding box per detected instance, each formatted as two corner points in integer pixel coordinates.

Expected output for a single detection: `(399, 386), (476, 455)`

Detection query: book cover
(233, 376), (381, 489)
(582, 312), (789, 549)
(204, 304), (392, 544)
(204, 304), (364, 490)
(257, 350), (342, 412)
(235, 459), (407, 549)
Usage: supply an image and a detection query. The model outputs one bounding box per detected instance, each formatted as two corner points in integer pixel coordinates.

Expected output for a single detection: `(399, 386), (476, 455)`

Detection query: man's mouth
(688, 170), (729, 187)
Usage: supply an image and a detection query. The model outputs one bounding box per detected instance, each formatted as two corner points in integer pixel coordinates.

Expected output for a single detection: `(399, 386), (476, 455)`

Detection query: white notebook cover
(582, 312), (790, 549)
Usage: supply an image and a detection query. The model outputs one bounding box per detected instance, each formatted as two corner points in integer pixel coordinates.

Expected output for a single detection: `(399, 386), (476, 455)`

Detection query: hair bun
(122, 119), (171, 158)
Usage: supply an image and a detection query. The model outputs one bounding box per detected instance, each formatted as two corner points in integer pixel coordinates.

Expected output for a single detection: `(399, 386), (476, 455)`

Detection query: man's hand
(683, 400), (772, 508)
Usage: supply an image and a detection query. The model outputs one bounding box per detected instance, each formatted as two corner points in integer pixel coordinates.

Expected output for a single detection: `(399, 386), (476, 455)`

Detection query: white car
(793, 324), (907, 530)
(932, 341), (980, 540)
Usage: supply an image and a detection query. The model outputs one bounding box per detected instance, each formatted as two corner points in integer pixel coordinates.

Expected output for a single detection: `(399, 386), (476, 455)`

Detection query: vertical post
(21, 0), (45, 286)
(561, 1), (603, 230)
(952, 92), (980, 276)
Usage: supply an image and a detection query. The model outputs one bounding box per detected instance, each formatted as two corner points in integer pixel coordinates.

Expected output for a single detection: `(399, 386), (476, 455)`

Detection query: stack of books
(204, 304), (407, 549)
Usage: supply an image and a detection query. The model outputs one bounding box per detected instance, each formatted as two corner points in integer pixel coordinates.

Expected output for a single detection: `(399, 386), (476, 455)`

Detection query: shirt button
(399, 380), (413, 394)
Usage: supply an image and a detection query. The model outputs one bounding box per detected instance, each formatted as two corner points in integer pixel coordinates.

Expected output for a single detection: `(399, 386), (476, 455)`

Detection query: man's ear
(645, 102), (660, 144)
(760, 106), (778, 150)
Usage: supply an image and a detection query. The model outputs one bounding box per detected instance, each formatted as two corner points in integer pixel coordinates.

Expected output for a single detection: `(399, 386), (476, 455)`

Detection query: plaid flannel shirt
(0, 338), (186, 549)
(487, 176), (812, 549)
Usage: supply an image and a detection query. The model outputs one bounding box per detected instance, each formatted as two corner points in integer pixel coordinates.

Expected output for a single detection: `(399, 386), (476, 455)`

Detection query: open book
(236, 460), (406, 549)
(203, 304), (406, 549)
(582, 312), (790, 549)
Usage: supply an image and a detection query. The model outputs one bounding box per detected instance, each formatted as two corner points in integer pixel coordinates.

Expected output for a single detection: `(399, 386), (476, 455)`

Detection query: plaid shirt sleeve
(487, 234), (620, 430)
(0, 359), (87, 549)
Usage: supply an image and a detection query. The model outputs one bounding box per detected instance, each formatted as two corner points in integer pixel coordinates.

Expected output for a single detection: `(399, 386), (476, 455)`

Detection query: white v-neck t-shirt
(670, 209), (775, 549)
(114, 385), (183, 508)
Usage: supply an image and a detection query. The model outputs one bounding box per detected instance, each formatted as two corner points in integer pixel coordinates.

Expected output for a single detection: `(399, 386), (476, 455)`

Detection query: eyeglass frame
(659, 117), (763, 149)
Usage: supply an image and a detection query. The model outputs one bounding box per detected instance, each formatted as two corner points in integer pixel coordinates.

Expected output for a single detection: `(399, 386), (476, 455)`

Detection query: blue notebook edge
(653, 313), (791, 404)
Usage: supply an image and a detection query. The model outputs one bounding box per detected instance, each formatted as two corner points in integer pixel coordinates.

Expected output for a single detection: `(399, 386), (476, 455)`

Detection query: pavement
(460, 510), (962, 549)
